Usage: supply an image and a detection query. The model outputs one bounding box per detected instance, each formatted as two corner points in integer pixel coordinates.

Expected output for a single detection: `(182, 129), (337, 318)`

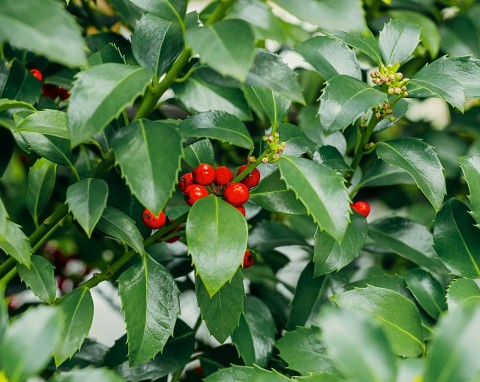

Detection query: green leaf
(0, 305), (63, 382)
(186, 19), (255, 82)
(68, 63), (153, 146)
(53, 288), (94, 366)
(17, 109), (69, 139)
(26, 158), (56, 225)
(187, 196), (248, 296)
(320, 308), (397, 382)
(96, 207), (145, 255)
(369, 217), (447, 275)
(112, 119), (183, 214)
(48, 368), (125, 382)
(327, 29), (381, 64)
(248, 220), (306, 252)
(274, 0), (366, 33)
(357, 158), (415, 188)
(293, 373), (344, 382)
(446, 278), (480, 311)
(276, 326), (334, 375)
(433, 198), (480, 278)
(132, 13), (183, 79)
(66, 178), (108, 238)
(313, 146), (350, 177)
(0, 99), (35, 112)
(0, 289), (6, 342)
(196, 271), (244, 343)
(128, 0), (186, 22)
(243, 87), (291, 127)
(16, 255), (56, 304)
(179, 110), (253, 150)
(314, 212), (368, 276)
(205, 365), (291, 382)
(319, 75), (387, 132)
(295, 36), (362, 80)
(118, 254), (180, 366)
(378, 19), (421, 65)
(232, 296), (276, 368)
(0, 0), (87, 67)
(424, 301), (480, 382)
(405, 268), (447, 319)
(376, 138), (446, 211)
(183, 139), (214, 168)
(459, 155), (480, 227)
(0, 60), (42, 104)
(0, 220), (32, 268)
(332, 286), (425, 357)
(278, 156), (350, 242)
(277, 123), (314, 157)
(88, 43), (126, 66)
(409, 75), (465, 111)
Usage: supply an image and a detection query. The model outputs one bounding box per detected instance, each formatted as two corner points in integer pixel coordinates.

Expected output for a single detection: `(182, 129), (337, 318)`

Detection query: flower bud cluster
(260, 132), (287, 163)
(370, 64), (409, 97)
(373, 102), (396, 122)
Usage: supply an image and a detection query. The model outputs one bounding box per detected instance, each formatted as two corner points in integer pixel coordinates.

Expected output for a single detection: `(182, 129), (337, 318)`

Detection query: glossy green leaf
(186, 19), (255, 82)
(205, 365), (291, 382)
(279, 156), (350, 242)
(68, 63), (153, 146)
(179, 110), (253, 150)
(459, 155), (480, 226)
(128, 0), (186, 22)
(183, 139), (215, 168)
(409, 75), (465, 111)
(369, 217), (447, 274)
(88, 43), (126, 66)
(320, 308), (397, 382)
(0, 60), (41, 104)
(446, 278), (480, 311)
(53, 288), (94, 366)
(373, 98), (409, 133)
(0, 220), (32, 268)
(276, 326), (334, 375)
(0, 99), (35, 112)
(196, 271), (244, 343)
(232, 296), (276, 368)
(132, 13), (183, 78)
(314, 212), (368, 276)
(108, 0), (143, 27)
(357, 158), (415, 188)
(328, 29), (381, 64)
(293, 373), (344, 382)
(0, 305), (63, 382)
(0, 0), (87, 67)
(313, 146), (350, 177)
(295, 36), (361, 80)
(17, 255), (56, 304)
(112, 119), (183, 214)
(248, 220), (306, 252)
(332, 286), (425, 357)
(243, 87), (291, 127)
(26, 158), (56, 225)
(187, 196), (248, 296)
(48, 368), (125, 382)
(66, 178), (108, 238)
(405, 268), (447, 319)
(96, 207), (145, 255)
(376, 138), (446, 211)
(378, 19), (421, 65)
(319, 75), (387, 132)
(433, 199), (480, 278)
(424, 301), (480, 382)
(17, 110), (69, 139)
(118, 254), (180, 366)
(277, 123), (314, 157)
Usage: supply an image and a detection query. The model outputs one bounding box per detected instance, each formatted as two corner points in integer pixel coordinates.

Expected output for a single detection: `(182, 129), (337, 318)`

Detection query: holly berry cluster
(370, 64), (409, 97)
(179, 163), (261, 216)
(29, 68), (70, 101)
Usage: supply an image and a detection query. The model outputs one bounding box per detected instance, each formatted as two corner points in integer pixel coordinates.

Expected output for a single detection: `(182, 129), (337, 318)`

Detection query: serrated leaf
(96, 207), (145, 255)
(319, 75), (387, 132)
(66, 178), (109, 237)
(243, 87), (291, 127)
(278, 156), (350, 242)
(118, 254), (180, 366)
(17, 255), (56, 304)
(446, 278), (480, 311)
(204, 365), (291, 382)
(232, 296), (276, 368)
(179, 110), (253, 150)
(459, 155), (480, 227)
(17, 109), (69, 139)
(48, 368), (125, 382)
(112, 119), (183, 214)
(277, 123), (314, 157)
(0, 0), (87, 67)
(53, 288), (94, 366)
(183, 139), (214, 168)
(187, 196), (248, 296)
(26, 158), (56, 225)
(196, 271), (244, 343)
(128, 0), (186, 22)
(376, 138), (446, 211)
(0, 99), (35, 112)
(68, 63), (153, 146)
(328, 29), (381, 64)
(332, 286), (425, 357)
(88, 43), (126, 66)
(408, 75), (465, 111)
(378, 19), (421, 65)
(0, 220), (32, 267)
(314, 212), (368, 276)
(433, 198), (480, 278)
(357, 158), (415, 188)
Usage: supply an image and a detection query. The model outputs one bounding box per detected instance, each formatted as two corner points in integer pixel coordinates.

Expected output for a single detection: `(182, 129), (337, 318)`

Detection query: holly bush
(1, 0), (480, 381)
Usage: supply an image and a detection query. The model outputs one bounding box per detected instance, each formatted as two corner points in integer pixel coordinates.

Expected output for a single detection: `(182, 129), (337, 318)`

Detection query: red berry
(142, 209), (167, 229)
(179, 172), (193, 193)
(42, 84), (58, 99)
(351, 201), (370, 218)
(214, 166), (233, 186)
(193, 163), (215, 185)
(237, 164), (261, 189)
(57, 87), (70, 100)
(166, 235), (181, 243)
(242, 250), (254, 268)
(235, 204), (246, 216)
(224, 182), (249, 205)
(185, 184), (209, 206)
(29, 68), (43, 82)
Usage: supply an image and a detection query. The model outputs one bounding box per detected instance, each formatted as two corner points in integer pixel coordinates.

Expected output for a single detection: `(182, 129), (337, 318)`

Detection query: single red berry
(185, 184), (209, 206)
(214, 166), (233, 186)
(193, 163), (215, 185)
(235, 204), (246, 216)
(242, 250), (254, 268)
(351, 201), (370, 218)
(179, 172), (193, 193)
(224, 182), (249, 205)
(42, 84), (58, 99)
(166, 235), (181, 243)
(57, 87), (70, 100)
(29, 68), (43, 82)
(142, 209), (167, 229)
(237, 164), (261, 189)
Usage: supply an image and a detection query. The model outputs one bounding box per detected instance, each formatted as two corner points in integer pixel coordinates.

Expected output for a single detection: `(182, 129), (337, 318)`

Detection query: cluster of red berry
(29, 68), (70, 101)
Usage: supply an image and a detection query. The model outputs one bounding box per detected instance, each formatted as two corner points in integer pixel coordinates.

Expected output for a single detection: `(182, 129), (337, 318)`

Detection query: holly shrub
(1, 0), (480, 381)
